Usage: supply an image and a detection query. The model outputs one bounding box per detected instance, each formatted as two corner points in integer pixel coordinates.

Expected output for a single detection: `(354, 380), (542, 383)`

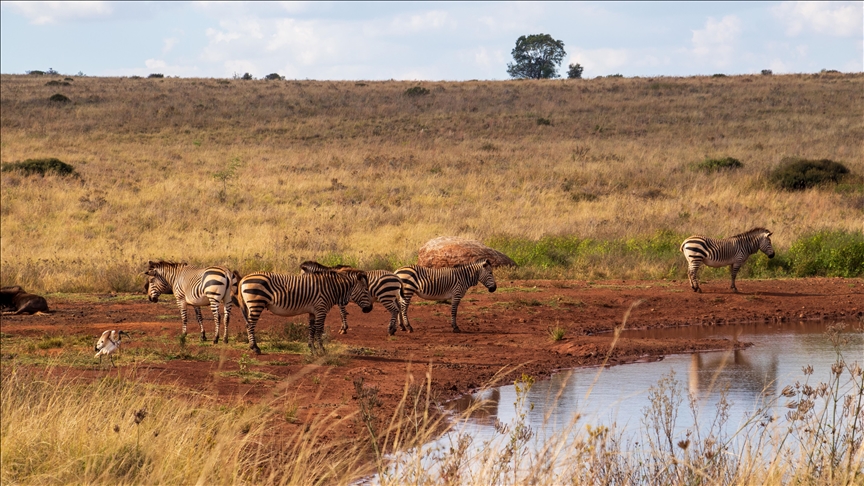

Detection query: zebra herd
(143, 258), (498, 355)
(142, 227), (774, 356)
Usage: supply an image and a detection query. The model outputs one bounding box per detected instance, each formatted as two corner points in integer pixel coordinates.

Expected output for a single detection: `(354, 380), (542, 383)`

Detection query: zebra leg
(399, 294), (414, 333)
(730, 263), (741, 292)
(315, 311), (328, 355)
(687, 264), (702, 293)
(338, 304), (349, 334)
(384, 300), (400, 335)
(242, 306), (261, 355)
(210, 299), (221, 345)
(450, 294), (463, 333)
(177, 299), (189, 336)
(307, 313), (317, 355)
(222, 301), (231, 344)
(194, 307), (207, 341)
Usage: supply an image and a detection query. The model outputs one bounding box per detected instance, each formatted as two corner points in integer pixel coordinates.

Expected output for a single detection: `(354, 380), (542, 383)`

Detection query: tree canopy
(506, 34), (566, 79)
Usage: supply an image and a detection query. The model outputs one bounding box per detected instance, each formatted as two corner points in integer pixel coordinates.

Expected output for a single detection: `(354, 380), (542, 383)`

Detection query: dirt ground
(2, 277), (861, 443)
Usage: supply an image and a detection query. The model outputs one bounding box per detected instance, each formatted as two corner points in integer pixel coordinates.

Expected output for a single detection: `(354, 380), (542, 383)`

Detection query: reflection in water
(688, 350), (780, 399)
(446, 320), (862, 448)
(444, 389), (500, 425)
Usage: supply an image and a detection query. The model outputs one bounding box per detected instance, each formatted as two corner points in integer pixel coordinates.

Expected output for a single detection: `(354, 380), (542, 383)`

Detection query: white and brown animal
(0, 286), (49, 315)
(94, 330), (130, 367)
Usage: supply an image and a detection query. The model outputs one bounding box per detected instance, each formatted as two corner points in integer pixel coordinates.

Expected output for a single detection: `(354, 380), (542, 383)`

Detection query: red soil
(2, 277), (861, 443)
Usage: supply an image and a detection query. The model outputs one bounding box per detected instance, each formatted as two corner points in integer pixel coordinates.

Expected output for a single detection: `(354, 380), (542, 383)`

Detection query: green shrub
(147, 73), (164, 79)
(263, 73), (283, 81)
(404, 86), (430, 97)
(536, 117), (551, 126)
(786, 230), (864, 277)
(1, 158), (77, 177)
(45, 80), (70, 86)
(692, 156), (743, 173)
(769, 157), (850, 190)
(49, 93), (70, 103)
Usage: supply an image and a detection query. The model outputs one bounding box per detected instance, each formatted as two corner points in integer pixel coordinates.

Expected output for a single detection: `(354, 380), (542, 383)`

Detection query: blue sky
(1, 1), (861, 79)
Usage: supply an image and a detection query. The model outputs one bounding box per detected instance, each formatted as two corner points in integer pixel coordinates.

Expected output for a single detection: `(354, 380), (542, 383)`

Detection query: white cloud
(773, 1), (863, 37)
(568, 48), (631, 76)
(163, 37), (179, 54)
(689, 15), (742, 67)
(4, 1), (112, 25)
(388, 10), (452, 35)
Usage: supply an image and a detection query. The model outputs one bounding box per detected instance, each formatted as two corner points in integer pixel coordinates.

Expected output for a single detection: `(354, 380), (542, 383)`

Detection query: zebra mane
(732, 227), (771, 238)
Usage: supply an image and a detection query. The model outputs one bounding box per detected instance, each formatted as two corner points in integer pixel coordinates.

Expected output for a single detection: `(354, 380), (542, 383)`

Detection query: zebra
(143, 261), (240, 344)
(300, 261), (407, 336)
(395, 258), (497, 333)
(237, 269), (373, 355)
(680, 227), (775, 293)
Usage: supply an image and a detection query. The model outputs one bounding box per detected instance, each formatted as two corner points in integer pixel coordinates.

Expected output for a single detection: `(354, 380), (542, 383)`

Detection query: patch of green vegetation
(769, 157), (850, 191)
(495, 286), (543, 293)
(37, 337), (64, 349)
(691, 156), (743, 173)
(786, 230), (864, 277)
(218, 370), (278, 381)
(548, 326), (566, 342)
(404, 86), (430, 97)
(1, 158), (77, 177)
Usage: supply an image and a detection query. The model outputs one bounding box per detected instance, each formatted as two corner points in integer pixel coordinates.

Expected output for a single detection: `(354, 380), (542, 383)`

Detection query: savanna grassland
(1, 73), (863, 292)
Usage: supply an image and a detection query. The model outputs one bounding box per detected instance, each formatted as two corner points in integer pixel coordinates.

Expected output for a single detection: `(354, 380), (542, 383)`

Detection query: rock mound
(417, 236), (517, 268)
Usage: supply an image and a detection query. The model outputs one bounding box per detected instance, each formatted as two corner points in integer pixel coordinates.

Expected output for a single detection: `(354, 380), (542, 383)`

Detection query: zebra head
(759, 230), (775, 259)
(143, 275), (171, 303)
(348, 271), (374, 313)
(477, 258), (497, 293)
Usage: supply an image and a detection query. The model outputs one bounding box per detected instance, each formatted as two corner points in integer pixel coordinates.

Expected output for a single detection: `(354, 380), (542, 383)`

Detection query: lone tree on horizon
(506, 34), (566, 79)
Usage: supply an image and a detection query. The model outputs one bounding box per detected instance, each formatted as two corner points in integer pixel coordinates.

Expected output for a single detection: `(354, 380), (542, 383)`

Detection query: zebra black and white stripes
(395, 259), (497, 333)
(143, 261), (239, 343)
(237, 269), (373, 355)
(680, 227), (775, 293)
(300, 261), (407, 336)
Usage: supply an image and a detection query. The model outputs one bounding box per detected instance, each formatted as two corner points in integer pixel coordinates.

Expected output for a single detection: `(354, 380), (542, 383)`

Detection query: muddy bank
(1, 277), (860, 443)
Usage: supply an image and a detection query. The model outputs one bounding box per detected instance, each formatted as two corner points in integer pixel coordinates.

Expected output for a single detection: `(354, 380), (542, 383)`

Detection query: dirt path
(2, 277), (861, 443)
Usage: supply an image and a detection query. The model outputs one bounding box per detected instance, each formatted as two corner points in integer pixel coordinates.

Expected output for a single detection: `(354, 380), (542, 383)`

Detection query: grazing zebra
(237, 269), (373, 355)
(143, 261), (239, 344)
(680, 227), (775, 293)
(300, 261), (407, 336)
(395, 258), (497, 333)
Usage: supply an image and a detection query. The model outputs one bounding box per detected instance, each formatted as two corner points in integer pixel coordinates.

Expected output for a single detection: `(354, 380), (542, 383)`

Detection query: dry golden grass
(1, 73), (862, 291)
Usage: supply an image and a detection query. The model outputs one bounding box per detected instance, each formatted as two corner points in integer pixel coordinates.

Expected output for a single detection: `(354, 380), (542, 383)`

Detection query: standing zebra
(143, 261), (240, 344)
(395, 258), (497, 333)
(237, 269), (373, 355)
(300, 261), (407, 336)
(680, 227), (775, 293)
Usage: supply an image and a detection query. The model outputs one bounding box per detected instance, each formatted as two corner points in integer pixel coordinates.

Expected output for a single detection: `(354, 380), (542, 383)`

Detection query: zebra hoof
(339, 329), (348, 335)
(250, 344), (261, 355)
(200, 334), (207, 342)
(452, 327), (461, 333)
(212, 338), (219, 345)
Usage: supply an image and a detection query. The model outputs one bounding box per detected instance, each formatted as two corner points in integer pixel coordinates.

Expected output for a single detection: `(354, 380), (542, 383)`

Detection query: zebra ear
(766, 231), (773, 237)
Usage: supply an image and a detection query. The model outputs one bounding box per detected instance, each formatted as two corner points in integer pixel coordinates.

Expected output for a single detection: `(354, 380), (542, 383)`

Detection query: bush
(26, 70), (45, 76)
(45, 80), (70, 86)
(692, 156), (743, 173)
(567, 63), (584, 79)
(769, 157), (850, 190)
(1, 158), (78, 177)
(787, 230), (864, 277)
(536, 117), (551, 126)
(761, 69), (773, 75)
(147, 73), (164, 78)
(263, 73), (284, 81)
(241, 73), (253, 80)
(712, 73), (727, 78)
(49, 93), (71, 103)
(404, 86), (430, 97)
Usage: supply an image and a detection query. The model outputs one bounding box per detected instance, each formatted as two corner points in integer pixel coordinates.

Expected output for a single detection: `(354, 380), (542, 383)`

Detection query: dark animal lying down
(0, 286), (49, 315)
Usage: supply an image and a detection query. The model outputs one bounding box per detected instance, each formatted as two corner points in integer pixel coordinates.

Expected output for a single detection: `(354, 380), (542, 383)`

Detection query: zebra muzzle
(362, 304), (373, 313)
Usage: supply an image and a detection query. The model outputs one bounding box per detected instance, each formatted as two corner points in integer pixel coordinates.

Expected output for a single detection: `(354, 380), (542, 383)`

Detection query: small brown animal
(0, 286), (50, 315)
